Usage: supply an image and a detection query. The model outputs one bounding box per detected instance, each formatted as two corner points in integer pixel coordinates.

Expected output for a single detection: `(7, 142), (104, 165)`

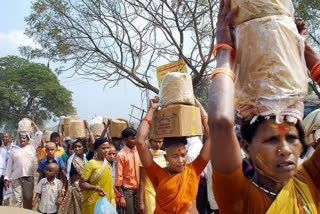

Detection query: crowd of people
(0, 97), (217, 214)
(1, 0), (320, 213)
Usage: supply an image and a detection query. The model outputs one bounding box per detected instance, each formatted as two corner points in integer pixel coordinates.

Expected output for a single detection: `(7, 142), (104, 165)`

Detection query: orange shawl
(145, 156), (207, 214)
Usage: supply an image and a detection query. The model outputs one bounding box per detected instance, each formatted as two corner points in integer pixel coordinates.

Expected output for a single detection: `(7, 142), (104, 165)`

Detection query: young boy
(33, 163), (64, 214)
(38, 142), (65, 182)
(50, 132), (66, 157)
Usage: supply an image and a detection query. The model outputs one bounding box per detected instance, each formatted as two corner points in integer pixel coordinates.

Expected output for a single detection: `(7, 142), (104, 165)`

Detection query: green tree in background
(0, 56), (75, 132)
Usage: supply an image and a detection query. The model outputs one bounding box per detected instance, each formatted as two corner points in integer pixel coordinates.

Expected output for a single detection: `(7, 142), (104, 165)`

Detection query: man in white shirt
(0, 133), (15, 205)
(4, 121), (42, 209)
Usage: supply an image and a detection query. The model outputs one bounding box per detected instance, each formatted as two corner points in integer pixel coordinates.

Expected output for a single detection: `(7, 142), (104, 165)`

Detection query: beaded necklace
(250, 179), (277, 196)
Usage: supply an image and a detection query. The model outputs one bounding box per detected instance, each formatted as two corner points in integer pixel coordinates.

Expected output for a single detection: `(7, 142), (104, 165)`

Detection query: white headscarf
(302, 109), (320, 146)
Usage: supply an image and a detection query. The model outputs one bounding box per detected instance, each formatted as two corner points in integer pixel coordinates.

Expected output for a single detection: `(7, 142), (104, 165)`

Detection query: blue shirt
(37, 156), (65, 179)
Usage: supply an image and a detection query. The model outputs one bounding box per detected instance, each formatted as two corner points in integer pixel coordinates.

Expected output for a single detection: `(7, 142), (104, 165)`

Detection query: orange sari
(145, 156), (207, 214)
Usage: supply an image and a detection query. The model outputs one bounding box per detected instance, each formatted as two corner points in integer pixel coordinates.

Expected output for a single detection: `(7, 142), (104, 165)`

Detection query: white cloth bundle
(159, 72), (195, 107)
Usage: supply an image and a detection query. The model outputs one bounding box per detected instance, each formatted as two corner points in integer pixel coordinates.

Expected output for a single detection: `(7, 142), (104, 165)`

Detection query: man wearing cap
(4, 121), (42, 209)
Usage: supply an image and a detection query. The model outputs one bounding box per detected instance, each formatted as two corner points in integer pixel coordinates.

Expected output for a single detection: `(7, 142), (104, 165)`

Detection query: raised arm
(305, 43), (320, 71)
(295, 18), (320, 71)
(84, 120), (95, 152)
(195, 99), (211, 161)
(101, 119), (111, 138)
(208, 0), (242, 174)
(31, 121), (43, 149)
(135, 98), (157, 168)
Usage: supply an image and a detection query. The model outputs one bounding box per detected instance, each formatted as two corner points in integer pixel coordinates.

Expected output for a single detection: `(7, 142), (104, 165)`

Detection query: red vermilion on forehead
(270, 123), (290, 134)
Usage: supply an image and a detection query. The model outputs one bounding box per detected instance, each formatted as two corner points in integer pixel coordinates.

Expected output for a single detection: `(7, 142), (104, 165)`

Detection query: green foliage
(0, 56), (75, 131)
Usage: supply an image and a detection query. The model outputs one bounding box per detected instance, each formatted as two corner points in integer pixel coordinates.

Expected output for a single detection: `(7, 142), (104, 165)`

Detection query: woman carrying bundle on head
(208, 0), (320, 213)
(136, 97), (210, 214)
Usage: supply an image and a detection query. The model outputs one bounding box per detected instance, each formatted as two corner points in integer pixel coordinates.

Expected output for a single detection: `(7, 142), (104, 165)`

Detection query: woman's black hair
(240, 116), (308, 158)
(72, 138), (87, 152)
(122, 128), (137, 138)
(163, 137), (188, 148)
(94, 137), (109, 150)
(50, 132), (60, 141)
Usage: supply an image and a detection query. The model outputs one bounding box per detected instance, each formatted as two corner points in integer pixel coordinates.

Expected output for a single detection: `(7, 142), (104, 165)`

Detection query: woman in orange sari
(136, 98), (210, 214)
(208, 0), (320, 213)
(79, 138), (115, 214)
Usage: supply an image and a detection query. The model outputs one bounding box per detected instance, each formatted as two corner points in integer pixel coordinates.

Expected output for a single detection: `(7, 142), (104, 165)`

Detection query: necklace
(250, 179), (277, 196)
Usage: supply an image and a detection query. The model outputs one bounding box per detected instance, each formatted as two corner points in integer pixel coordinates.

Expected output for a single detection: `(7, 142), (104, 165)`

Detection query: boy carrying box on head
(33, 163), (64, 214)
(38, 142), (66, 183)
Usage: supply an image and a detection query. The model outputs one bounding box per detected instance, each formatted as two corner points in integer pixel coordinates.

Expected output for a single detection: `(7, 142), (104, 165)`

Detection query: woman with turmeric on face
(208, 0), (320, 213)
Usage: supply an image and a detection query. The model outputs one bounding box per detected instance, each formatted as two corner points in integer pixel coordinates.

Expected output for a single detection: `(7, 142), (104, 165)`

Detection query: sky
(0, 0), (154, 128)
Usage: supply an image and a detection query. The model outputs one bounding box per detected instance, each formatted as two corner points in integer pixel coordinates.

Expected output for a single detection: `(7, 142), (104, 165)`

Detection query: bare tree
(24, 0), (219, 94)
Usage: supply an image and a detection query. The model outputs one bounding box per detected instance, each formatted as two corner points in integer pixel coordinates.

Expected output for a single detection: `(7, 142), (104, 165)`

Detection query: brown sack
(69, 120), (86, 138)
(91, 123), (104, 137)
(109, 119), (128, 138)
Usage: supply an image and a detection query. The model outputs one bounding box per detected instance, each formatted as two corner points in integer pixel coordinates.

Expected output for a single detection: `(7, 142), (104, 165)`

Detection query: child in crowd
(107, 144), (117, 184)
(38, 142), (65, 182)
(60, 143), (74, 164)
(50, 132), (66, 157)
(33, 163), (64, 214)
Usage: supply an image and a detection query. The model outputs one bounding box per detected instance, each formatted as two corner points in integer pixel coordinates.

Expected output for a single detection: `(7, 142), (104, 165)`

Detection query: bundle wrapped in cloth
(232, 0), (308, 120)
(18, 118), (33, 133)
(159, 72), (195, 107)
(231, 0), (294, 25)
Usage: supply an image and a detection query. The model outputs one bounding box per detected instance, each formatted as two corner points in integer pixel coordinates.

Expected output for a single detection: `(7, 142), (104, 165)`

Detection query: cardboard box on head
(149, 105), (203, 139)
(109, 119), (128, 138)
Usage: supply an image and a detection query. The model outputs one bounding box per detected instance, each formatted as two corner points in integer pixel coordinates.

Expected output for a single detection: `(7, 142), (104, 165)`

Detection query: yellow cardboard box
(150, 105), (203, 138)
(156, 59), (187, 87)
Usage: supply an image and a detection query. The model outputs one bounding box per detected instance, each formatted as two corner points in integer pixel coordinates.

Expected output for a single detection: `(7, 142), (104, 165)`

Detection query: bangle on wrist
(311, 61), (320, 84)
(210, 67), (235, 82)
(143, 118), (152, 125)
(212, 43), (236, 59)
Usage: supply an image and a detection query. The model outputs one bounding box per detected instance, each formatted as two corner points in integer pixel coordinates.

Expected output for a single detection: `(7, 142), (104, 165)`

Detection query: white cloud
(0, 29), (40, 57)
